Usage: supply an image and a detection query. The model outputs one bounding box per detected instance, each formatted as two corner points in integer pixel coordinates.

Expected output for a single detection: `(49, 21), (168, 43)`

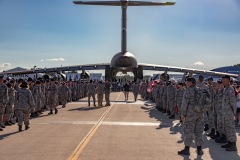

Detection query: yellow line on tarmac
(68, 93), (121, 160)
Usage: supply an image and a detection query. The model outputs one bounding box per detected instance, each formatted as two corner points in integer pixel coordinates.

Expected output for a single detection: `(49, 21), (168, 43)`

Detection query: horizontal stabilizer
(73, 1), (175, 6)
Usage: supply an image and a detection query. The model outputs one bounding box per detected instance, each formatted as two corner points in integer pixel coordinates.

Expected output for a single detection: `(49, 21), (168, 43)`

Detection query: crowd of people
(0, 73), (239, 156)
(0, 75), (113, 132)
(138, 75), (240, 155)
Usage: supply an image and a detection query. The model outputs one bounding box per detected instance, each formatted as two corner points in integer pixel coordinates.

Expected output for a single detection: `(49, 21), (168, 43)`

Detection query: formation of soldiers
(0, 73), (239, 156)
(0, 74), (115, 132)
(139, 75), (239, 155)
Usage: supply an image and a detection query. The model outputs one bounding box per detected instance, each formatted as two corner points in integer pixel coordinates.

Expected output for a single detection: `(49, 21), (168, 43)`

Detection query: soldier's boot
(169, 115), (175, 119)
(162, 109), (166, 113)
(48, 110), (53, 115)
(221, 141), (231, 148)
(211, 131), (220, 139)
(159, 107), (163, 112)
(33, 112), (38, 117)
(167, 110), (171, 116)
(178, 146), (190, 155)
(179, 117), (183, 123)
(55, 109), (58, 114)
(204, 124), (209, 131)
(226, 142), (237, 151)
(1, 123), (5, 128)
(10, 120), (15, 125)
(0, 127), (3, 131)
(197, 146), (203, 155)
(206, 128), (215, 137)
(5, 121), (12, 126)
(18, 125), (22, 132)
(93, 103), (96, 107)
(88, 102), (90, 106)
(25, 125), (30, 130)
(215, 134), (227, 144)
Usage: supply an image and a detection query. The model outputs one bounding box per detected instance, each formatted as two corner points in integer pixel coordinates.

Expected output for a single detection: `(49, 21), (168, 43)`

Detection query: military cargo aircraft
(1, 0), (238, 80)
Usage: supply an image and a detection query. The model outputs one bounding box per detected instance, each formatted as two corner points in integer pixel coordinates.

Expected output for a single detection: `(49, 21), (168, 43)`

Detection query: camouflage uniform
(32, 85), (42, 112)
(156, 83), (163, 110)
(162, 84), (168, 112)
(96, 83), (105, 106)
(197, 82), (209, 129)
(6, 87), (16, 122)
(207, 84), (216, 130)
(48, 82), (58, 111)
(16, 88), (35, 127)
(87, 82), (96, 106)
(104, 82), (111, 106)
(175, 87), (185, 116)
(181, 85), (204, 147)
(222, 85), (237, 143)
(58, 84), (69, 107)
(132, 83), (139, 101)
(167, 84), (176, 116)
(215, 88), (224, 134)
(0, 84), (8, 127)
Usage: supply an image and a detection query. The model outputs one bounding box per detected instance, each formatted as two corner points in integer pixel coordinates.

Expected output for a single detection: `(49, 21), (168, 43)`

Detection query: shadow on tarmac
(68, 106), (102, 111)
(0, 131), (19, 140)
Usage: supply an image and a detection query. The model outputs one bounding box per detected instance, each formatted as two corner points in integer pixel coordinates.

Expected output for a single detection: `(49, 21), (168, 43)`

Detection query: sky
(0, 0), (240, 73)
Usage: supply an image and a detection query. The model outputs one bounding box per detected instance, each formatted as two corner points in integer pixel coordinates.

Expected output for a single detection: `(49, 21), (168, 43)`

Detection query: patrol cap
(222, 75), (230, 80)
(20, 81), (28, 88)
(217, 79), (222, 84)
(6, 83), (12, 88)
(0, 74), (4, 79)
(186, 77), (196, 84)
(207, 77), (213, 81)
(178, 82), (184, 86)
(198, 75), (204, 79)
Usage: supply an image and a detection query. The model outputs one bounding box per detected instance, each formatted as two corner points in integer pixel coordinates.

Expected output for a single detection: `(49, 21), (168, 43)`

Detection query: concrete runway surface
(0, 92), (240, 160)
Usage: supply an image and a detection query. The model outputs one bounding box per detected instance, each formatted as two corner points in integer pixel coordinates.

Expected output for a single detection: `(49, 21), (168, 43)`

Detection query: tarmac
(0, 92), (240, 160)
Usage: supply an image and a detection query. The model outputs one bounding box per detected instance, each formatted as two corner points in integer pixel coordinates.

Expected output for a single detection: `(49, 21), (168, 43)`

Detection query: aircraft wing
(1, 63), (110, 75)
(139, 63), (239, 78)
(73, 1), (175, 6)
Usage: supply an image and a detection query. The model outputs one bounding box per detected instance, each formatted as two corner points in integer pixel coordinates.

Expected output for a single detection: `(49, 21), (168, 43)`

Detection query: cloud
(193, 61), (204, 66)
(40, 59), (44, 62)
(0, 63), (12, 68)
(46, 58), (65, 62)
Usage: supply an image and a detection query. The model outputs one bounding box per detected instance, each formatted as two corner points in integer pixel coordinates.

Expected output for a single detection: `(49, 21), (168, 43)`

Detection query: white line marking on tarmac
(33, 121), (179, 127)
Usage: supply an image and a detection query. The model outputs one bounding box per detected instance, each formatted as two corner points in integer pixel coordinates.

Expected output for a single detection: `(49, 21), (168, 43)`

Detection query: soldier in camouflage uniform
(5, 83), (16, 126)
(0, 75), (8, 131)
(58, 82), (69, 108)
(196, 75), (209, 131)
(220, 75), (237, 151)
(132, 82), (139, 102)
(15, 81), (35, 131)
(104, 79), (111, 106)
(87, 80), (96, 106)
(48, 79), (58, 114)
(96, 81), (105, 106)
(166, 81), (176, 119)
(32, 81), (42, 117)
(156, 82), (164, 111)
(205, 77), (217, 137)
(162, 82), (168, 114)
(178, 77), (204, 155)
(212, 79), (224, 140)
(175, 82), (185, 122)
